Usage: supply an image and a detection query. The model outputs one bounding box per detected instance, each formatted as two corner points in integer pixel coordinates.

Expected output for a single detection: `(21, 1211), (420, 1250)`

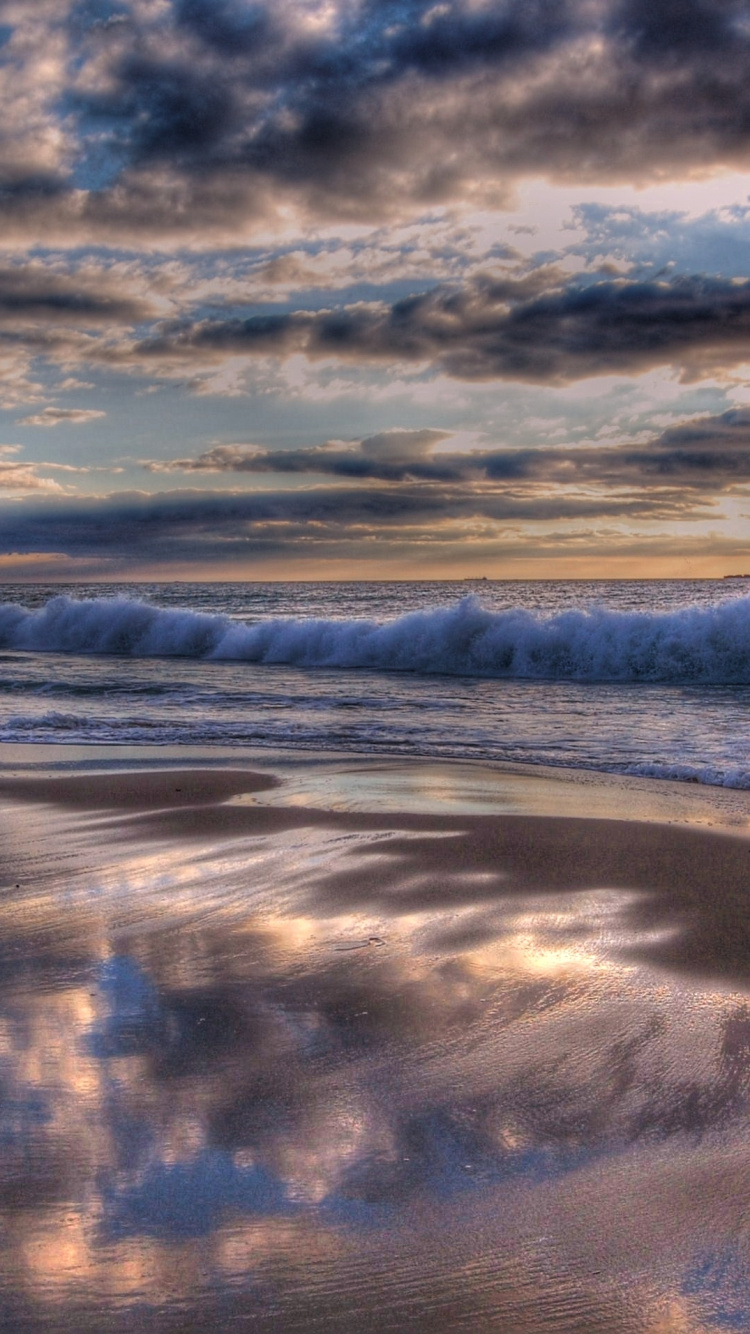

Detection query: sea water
(1, 578), (750, 788)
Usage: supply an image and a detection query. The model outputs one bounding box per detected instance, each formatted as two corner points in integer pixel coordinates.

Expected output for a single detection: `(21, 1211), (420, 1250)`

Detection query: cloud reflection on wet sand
(0, 764), (748, 1331)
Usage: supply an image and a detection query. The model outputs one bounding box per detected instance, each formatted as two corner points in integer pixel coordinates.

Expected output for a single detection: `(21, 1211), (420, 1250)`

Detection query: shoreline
(1, 739), (750, 830)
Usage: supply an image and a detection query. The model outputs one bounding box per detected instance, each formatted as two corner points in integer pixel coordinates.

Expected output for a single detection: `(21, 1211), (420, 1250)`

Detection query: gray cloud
(127, 275), (750, 384)
(3, 256), (750, 399)
(0, 481), (705, 569)
(144, 410), (750, 494)
(0, 1), (749, 241)
(146, 430), (456, 480)
(0, 264), (152, 324)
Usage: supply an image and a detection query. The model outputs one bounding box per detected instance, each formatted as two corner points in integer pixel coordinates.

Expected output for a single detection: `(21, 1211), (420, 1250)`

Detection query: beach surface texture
(0, 745), (748, 1332)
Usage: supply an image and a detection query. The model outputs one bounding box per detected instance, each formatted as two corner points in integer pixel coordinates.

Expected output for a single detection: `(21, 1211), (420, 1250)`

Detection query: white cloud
(19, 406), (106, 427)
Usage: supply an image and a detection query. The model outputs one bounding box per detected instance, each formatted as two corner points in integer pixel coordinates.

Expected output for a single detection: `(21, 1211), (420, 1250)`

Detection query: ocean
(1, 578), (750, 788)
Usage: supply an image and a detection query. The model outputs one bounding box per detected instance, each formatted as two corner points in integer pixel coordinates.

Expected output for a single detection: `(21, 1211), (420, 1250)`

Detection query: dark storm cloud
(173, 0), (273, 57)
(0, 265), (150, 324)
(4, 0), (750, 239)
(610, 408), (750, 485)
(5, 264), (750, 391)
(0, 482), (700, 567)
(130, 274), (750, 383)
(609, 0), (745, 60)
(8, 262), (750, 394)
(145, 410), (750, 494)
(172, 0), (572, 76)
(84, 56), (240, 164)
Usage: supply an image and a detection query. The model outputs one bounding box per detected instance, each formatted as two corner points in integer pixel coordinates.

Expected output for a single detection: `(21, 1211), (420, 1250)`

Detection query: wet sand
(0, 748), (749, 1332)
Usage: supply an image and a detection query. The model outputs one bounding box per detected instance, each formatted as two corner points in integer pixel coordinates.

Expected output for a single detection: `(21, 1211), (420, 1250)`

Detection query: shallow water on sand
(0, 760), (749, 1332)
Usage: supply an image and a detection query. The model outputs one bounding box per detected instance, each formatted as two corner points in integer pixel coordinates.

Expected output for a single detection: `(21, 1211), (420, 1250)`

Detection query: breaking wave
(2, 592), (750, 683)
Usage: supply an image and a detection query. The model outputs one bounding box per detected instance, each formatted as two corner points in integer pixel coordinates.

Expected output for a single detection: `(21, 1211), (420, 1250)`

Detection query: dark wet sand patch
(0, 766), (279, 810)
(4, 764), (748, 989)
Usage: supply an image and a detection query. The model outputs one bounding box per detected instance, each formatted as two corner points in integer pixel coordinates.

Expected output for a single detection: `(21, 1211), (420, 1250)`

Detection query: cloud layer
(1, 0), (750, 243)
(3, 405), (749, 572)
(128, 274), (750, 384)
(1, 3), (750, 574)
(146, 411), (750, 493)
(8, 261), (750, 401)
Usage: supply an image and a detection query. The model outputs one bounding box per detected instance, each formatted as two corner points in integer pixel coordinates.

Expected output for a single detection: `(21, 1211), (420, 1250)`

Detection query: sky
(3, 0), (750, 579)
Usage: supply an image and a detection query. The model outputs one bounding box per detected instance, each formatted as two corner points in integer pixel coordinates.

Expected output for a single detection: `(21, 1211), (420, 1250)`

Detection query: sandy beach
(0, 746), (749, 1332)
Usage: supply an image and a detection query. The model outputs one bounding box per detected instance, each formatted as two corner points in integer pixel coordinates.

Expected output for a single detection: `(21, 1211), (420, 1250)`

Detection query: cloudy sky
(3, 0), (750, 579)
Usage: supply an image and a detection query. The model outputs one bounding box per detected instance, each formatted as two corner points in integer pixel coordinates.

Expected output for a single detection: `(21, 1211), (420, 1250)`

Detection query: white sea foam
(2, 592), (750, 683)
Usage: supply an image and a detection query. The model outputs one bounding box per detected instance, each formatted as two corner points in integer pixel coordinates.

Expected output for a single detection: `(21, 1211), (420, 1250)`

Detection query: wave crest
(2, 592), (750, 683)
